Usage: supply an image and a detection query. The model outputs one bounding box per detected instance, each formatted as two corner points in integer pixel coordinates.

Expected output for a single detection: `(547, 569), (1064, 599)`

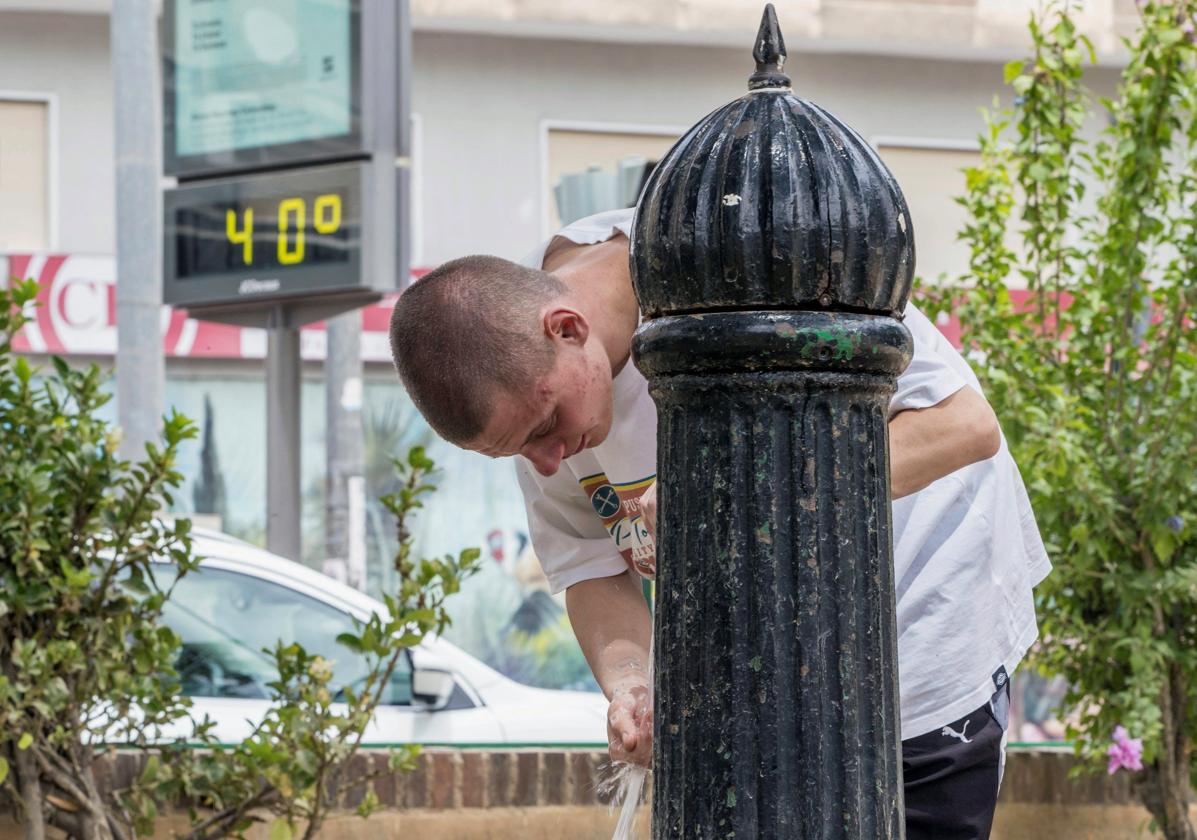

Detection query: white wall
(0, 12), (114, 254)
(411, 32), (1120, 264)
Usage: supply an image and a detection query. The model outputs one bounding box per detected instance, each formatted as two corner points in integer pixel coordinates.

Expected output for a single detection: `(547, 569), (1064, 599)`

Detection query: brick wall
(350, 749), (624, 810)
(4, 748), (1194, 839)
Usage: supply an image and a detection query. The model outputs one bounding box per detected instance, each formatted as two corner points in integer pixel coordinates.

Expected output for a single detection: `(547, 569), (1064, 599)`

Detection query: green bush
(0, 278), (479, 839)
(925, 3), (1197, 836)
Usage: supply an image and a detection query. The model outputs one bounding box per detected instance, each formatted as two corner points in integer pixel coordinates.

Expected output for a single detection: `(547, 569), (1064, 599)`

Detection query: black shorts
(902, 678), (1011, 840)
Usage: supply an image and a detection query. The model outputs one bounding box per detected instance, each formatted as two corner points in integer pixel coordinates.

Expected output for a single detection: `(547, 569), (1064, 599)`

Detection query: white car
(152, 529), (608, 747)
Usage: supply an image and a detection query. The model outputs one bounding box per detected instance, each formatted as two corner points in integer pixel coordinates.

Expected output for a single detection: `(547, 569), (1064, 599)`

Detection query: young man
(390, 208), (1051, 839)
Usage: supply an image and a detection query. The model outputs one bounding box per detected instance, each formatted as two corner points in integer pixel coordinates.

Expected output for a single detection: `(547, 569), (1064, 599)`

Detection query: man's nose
(524, 440), (564, 477)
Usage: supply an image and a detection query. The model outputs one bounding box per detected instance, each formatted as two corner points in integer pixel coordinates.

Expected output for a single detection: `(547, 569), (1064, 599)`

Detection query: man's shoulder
(543, 234), (628, 274)
(521, 209), (635, 270)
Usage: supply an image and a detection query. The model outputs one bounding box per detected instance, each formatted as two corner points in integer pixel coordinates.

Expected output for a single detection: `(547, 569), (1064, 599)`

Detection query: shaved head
(389, 255), (568, 443)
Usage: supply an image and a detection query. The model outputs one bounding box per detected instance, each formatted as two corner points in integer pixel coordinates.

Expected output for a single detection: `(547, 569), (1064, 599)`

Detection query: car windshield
(154, 564), (411, 705)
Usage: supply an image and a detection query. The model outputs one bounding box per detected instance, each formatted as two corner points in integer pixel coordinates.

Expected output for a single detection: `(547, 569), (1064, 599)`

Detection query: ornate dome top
(631, 4), (915, 318)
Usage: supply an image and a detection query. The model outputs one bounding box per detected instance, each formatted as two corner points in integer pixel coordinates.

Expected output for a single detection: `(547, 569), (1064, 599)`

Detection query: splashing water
(610, 761), (648, 839)
(602, 636), (653, 840)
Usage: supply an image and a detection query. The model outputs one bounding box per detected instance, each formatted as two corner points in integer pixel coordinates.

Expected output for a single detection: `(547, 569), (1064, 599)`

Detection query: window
(874, 141), (982, 287)
(543, 124), (681, 233)
(154, 564), (413, 705)
(0, 98), (49, 251)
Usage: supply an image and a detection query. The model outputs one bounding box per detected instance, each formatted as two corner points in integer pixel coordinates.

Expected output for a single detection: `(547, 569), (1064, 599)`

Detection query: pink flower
(1107, 726), (1144, 775)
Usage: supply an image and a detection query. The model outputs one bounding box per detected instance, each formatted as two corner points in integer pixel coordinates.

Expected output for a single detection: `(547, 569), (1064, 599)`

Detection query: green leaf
(17, 733), (32, 750)
(407, 446), (435, 472)
(1151, 531), (1176, 564)
(1004, 59), (1024, 85)
(1159, 28), (1184, 46)
(269, 819), (293, 840)
(336, 632), (364, 653)
(0, 756), (8, 785)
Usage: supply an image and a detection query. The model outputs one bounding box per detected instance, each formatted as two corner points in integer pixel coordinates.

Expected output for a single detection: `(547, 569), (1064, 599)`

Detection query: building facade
(0, 0), (1118, 736)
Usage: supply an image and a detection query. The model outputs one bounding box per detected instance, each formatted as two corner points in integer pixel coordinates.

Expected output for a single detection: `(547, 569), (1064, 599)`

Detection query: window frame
(537, 118), (689, 239)
(870, 134), (983, 287)
(0, 90), (60, 250)
(409, 111), (424, 267)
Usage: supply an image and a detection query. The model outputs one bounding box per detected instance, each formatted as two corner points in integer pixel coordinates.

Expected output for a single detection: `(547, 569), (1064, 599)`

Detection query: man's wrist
(607, 670), (650, 695)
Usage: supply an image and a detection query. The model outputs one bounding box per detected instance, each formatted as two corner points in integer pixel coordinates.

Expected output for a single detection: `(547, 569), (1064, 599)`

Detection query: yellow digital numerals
(226, 207), (254, 264)
(277, 197), (305, 265)
(224, 193), (343, 267)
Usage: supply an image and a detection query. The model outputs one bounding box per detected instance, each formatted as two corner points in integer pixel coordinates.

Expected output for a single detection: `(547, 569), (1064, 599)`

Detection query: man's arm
(889, 385), (1001, 499)
(640, 385), (1001, 541)
(566, 570), (653, 766)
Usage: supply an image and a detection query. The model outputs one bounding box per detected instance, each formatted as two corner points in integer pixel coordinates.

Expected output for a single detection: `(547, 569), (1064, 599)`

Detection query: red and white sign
(4, 252), (1004, 364)
(1, 254), (426, 362)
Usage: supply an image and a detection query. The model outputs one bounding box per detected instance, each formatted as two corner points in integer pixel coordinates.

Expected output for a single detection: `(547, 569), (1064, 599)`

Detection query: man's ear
(543, 306), (589, 346)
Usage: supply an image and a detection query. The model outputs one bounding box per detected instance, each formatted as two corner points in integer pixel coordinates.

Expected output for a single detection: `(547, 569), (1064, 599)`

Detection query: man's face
(466, 314), (614, 477)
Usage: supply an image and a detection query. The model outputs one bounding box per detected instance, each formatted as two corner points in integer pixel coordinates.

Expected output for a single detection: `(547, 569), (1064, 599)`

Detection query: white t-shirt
(515, 208), (1051, 739)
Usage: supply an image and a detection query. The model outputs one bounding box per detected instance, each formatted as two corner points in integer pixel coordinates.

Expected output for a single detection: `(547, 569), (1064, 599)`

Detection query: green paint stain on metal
(787, 325), (862, 361)
(813, 328), (862, 361)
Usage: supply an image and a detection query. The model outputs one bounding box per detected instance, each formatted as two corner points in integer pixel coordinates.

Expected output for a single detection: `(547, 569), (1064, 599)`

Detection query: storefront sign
(1, 253), (417, 362)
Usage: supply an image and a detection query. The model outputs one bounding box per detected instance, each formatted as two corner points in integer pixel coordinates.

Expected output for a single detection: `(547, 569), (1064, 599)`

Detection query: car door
(156, 562), (502, 745)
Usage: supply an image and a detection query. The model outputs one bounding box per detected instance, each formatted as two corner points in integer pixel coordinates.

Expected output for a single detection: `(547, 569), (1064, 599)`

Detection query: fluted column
(636, 313), (909, 838)
(630, 6), (916, 837)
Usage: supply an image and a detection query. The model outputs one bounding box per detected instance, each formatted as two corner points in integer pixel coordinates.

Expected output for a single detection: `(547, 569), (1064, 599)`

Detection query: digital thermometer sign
(161, 0), (408, 321)
(164, 163), (375, 309)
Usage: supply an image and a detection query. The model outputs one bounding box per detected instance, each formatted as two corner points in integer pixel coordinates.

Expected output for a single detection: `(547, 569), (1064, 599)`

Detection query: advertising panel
(165, 0), (362, 177)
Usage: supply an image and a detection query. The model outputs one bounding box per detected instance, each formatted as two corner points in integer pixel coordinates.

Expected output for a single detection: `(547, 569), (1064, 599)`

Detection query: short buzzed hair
(389, 255), (568, 444)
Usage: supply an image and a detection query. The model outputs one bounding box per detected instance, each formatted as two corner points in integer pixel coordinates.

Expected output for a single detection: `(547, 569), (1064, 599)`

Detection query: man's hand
(640, 481), (658, 541)
(566, 572), (653, 764)
(607, 676), (653, 767)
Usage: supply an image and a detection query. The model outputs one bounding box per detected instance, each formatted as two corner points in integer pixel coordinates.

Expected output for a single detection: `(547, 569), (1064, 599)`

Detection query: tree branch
(178, 783), (275, 840)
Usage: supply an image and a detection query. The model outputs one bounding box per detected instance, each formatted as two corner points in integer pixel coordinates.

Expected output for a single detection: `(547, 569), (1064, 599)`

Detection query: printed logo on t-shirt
(579, 471), (656, 579)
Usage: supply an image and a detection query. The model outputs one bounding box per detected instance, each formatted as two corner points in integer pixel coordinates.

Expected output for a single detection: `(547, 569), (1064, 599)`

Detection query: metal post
(325, 311), (366, 589)
(112, 0), (163, 460)
(267, 310), (302, 561)
(631, 7), (914, 838)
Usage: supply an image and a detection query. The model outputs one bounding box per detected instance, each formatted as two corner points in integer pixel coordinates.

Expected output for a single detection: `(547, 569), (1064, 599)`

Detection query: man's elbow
(970, 401), (1002, 464)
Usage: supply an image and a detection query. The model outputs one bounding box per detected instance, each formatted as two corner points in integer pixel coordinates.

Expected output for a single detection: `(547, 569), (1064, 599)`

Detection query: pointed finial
(749, 4), (790, 91)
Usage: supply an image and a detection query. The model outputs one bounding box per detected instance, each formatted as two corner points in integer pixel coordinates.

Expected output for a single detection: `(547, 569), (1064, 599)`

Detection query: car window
(155, 564), (412, 705)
